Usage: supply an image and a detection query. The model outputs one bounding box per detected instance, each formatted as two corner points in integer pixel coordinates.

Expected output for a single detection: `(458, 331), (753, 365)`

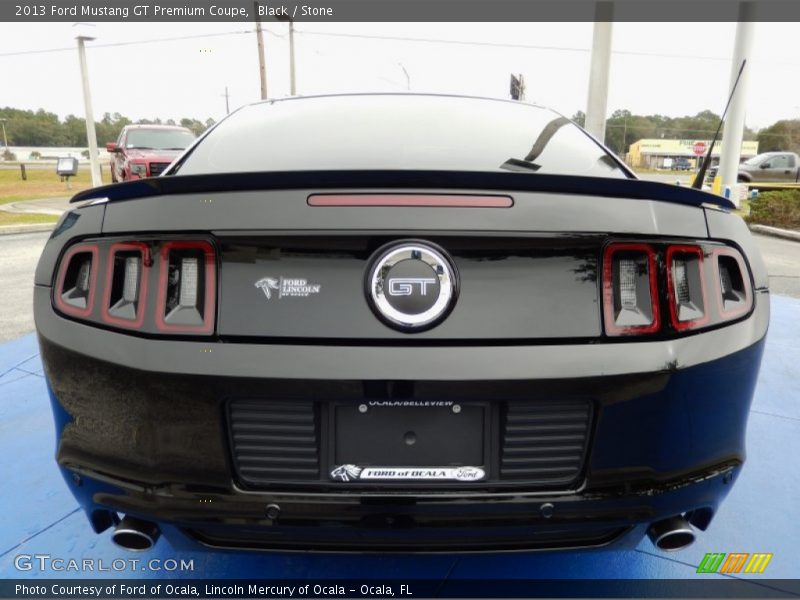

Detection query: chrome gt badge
(330, 465), (485, 482)
(367, 241), (458, 331)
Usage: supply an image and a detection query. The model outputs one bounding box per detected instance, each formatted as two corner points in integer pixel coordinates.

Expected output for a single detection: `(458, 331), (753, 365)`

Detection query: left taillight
(54, 243), (99, 318)
(155, 240), (216, 334)
(101, 242), (151, 329)
(53, 238), (216, 336)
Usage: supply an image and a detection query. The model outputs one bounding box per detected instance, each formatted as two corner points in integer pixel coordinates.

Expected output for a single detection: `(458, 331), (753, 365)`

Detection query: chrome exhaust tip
(111, 516), (160, 551)
(647, 515), (696, 551)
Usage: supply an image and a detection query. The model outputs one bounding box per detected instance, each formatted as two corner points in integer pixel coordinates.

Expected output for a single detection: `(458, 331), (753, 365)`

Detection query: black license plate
(330, 401), (487, 482)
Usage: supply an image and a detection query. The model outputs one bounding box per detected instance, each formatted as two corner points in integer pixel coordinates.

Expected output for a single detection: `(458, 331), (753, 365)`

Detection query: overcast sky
(2, 21), (799, 129)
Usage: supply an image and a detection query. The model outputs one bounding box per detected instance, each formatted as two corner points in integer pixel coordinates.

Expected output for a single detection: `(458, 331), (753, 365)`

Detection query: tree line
(572, 109), (799, 156)
(0, 107), (216, 147)
(2, 105), (798, 157)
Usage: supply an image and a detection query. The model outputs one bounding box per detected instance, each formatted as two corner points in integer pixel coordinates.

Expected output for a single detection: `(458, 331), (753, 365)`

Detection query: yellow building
(626, 139), (759, 169)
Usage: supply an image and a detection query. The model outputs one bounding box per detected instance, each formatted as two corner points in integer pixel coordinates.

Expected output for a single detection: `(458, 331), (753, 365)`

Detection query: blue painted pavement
(1, 296), (798, 589)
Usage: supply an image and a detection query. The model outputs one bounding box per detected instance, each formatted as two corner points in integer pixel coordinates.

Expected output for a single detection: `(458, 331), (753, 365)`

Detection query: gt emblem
(255, 277), (280, 299)
(388, 277), (437, 296)
(366, 241), (458, 332)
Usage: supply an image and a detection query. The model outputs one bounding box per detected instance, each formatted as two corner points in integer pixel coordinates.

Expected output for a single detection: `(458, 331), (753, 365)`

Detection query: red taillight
(603, 241), (752, 337)
(602, 243), (660, 336)
(54, 243), (99, 318)
(54, 238), (216, 336)
(713, 247), (752, 320)
(101, 242), (150, 329)
(155, 240), (216, 334)
(666, 245), (709, 331)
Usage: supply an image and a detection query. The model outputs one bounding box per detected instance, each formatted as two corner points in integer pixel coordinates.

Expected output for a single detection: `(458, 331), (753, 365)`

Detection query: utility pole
(622, 117), (628, 158)
(288, 19), (296, 95)
(718, 6), (755, 204)
(0, 118), (8, 151)
(585, 2), (613, 143)
(223, 87), (230, 115)
(254, 1), (268, 99)
(75, 24), (102, 187)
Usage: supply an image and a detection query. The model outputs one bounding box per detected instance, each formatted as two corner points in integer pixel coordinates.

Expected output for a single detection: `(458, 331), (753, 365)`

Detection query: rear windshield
(174, 95), (629, 178)
(126, 129), (196, 151)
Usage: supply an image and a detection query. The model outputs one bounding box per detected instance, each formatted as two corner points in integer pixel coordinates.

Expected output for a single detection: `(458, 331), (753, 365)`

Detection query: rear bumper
(36, 287), (768, 551)
(63, 461), (739, 552)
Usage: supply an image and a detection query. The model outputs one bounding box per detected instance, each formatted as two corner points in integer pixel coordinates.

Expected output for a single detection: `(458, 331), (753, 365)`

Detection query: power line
(0, 26), (737, 62)
(0, 28), (286, 58)
(4, 25), (799, 68)
(293, 29), (734, 62)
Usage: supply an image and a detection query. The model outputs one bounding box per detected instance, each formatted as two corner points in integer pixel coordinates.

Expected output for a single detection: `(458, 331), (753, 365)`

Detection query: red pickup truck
(107, 124), (196, 182)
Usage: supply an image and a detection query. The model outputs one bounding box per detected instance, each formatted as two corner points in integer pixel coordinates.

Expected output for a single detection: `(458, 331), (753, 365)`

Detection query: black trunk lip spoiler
(69, 170), (735, 210)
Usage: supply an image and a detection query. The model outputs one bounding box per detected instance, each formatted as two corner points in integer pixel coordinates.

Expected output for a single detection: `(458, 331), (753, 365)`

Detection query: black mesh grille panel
(149, 162), (170, 177)
(500, 400), (591, 485)
(229, 400), (320, 485)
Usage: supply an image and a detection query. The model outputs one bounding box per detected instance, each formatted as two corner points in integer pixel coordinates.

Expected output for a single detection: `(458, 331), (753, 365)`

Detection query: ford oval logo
(366, 241), (458, 331)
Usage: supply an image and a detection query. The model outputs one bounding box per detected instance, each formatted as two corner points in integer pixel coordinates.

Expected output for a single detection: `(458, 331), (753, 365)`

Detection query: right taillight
(603, 241), (753, 337)
(666, 245), (709, 331)
(713, 247), (753, 319)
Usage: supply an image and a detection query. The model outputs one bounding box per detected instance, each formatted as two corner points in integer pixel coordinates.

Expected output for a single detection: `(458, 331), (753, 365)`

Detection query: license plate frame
(328, 400), (490, 483)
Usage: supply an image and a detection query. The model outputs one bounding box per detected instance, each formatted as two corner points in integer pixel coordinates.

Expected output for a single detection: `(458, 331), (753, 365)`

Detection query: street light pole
(276, 15), (297, 95)
(718, 8), (755, 204)
(75, 26), (102, 188)
(585, 2), (614, 143)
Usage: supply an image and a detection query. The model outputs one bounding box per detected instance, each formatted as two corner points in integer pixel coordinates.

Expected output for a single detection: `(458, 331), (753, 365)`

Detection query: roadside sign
(693, 141), (707, 155)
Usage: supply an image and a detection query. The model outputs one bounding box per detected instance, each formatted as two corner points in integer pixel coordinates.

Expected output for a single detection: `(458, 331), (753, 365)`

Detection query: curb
(0, 223), (55, 236)
(749, 224), (800, 243)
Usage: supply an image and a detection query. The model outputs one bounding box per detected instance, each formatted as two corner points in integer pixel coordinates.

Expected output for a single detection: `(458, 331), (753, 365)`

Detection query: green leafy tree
(757, 120), (800, 153)
(570, 110), (585, 127)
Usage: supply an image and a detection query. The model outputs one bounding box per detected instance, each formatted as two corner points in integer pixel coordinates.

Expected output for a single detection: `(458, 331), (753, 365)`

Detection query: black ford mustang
(35, 94), (768, 553)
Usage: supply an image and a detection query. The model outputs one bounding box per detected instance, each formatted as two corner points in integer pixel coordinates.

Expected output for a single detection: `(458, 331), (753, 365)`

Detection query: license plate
(330, 401), (487, 482)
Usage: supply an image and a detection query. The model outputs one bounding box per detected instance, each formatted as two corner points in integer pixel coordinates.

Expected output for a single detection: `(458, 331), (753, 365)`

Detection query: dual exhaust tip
(648, 515), (696, 551)
(111, 516), (160, 551)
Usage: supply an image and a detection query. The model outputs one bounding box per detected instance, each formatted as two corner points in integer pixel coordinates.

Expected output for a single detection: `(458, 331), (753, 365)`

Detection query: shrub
(2, 149), (16, 161)
(746, 189), (800, 230)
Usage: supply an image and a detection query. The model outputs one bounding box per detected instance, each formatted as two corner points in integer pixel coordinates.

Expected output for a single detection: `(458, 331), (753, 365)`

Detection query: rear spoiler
(70, 170), (735, 210)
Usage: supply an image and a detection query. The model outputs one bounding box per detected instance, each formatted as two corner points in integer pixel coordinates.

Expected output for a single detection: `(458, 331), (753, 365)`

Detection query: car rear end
(34, 95), (768, 552)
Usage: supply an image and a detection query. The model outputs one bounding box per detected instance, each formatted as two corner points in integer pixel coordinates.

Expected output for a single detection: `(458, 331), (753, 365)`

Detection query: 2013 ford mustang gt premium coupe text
(35, 94), (768, 553)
